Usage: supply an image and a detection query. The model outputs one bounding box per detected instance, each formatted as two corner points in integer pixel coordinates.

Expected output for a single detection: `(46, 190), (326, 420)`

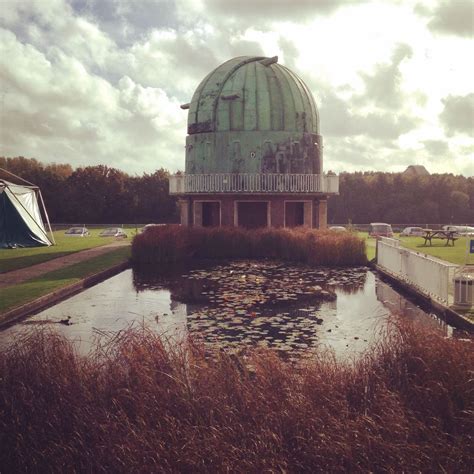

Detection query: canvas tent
(0, 179), (53, 248)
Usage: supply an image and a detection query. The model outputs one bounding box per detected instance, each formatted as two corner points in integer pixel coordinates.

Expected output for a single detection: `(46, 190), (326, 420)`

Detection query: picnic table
(422, 229), (458, 247)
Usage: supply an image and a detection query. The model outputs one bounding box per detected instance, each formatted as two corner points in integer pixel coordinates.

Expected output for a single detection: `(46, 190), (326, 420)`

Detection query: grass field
(359, 232), (471, 265)
(357, 232), (376, 261)
(0, 246), (131, 314)
(0, 228), (138, 273)
(400, 235), (471, 265)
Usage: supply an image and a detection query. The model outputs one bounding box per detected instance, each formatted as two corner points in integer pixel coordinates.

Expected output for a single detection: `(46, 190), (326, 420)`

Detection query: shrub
(132, 226), (367, 267)
(0, 324), (472, 472)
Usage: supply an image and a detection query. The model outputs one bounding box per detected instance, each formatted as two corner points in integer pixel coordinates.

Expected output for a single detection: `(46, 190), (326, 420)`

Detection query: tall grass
(0, 324), (472, 472)
(132, 225), (367, 266)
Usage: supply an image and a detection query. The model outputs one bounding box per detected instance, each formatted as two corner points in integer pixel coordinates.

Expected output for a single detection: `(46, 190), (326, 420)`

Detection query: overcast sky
(1, 0), (473, 176)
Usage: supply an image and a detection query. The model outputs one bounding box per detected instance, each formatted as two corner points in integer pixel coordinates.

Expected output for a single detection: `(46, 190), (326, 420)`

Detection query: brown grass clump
(0, 324), (472, 472)
(132, 225), (366, 266)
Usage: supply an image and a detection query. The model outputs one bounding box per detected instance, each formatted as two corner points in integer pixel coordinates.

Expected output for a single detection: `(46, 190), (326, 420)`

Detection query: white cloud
(0, 27), (187, 173)
(439, 93), (474, 137)
(426, 0), (474, 37)
(0, 0), (473, 176)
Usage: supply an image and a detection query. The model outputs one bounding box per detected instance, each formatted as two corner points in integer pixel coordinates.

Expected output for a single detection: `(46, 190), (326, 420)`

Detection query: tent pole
(7, 185), (53, 245)
(38, 189), (56, 245)
(0, 167), (37, 187)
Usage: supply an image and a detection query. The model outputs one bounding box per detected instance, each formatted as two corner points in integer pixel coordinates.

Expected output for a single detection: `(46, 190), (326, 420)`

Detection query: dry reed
(0, 324), (472, 472)
(132, 225), (367, 267)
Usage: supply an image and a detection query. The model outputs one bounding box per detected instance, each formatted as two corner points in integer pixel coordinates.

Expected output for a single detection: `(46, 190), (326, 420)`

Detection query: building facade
(169, 56), (338, 229)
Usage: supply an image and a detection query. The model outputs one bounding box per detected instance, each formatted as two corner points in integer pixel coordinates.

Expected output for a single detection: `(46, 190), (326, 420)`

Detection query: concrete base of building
(178, 194), (328, 229)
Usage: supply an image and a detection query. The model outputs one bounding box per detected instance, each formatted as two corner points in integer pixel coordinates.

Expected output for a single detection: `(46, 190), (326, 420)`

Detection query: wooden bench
(422, 229), (458, 247)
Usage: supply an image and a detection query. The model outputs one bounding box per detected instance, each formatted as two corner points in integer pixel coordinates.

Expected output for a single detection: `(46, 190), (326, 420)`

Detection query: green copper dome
(182, 56), (323, 175)
(186, 56), (320, 135)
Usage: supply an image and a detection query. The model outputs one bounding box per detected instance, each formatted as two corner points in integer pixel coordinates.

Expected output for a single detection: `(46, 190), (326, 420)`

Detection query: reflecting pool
(0, 260), (454, 358)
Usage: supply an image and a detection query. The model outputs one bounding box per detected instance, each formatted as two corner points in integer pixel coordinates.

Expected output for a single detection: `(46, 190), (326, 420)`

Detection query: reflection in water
(375, 281), (453, 336)
(0, 260), (457, 358)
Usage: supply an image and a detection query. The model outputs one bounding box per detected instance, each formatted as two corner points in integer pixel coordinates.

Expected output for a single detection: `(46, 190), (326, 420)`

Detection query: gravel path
(0, 241), (129, 289)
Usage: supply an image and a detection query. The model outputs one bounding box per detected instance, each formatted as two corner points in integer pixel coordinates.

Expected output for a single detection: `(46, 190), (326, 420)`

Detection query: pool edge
(0, 261), (131, 330)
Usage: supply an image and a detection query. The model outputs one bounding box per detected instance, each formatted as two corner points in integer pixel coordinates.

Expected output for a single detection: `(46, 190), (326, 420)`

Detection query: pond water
(0, 260), (454, 358)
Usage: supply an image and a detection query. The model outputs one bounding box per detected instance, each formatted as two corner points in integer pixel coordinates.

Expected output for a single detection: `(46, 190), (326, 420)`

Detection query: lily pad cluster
(162, 261), (367, 356)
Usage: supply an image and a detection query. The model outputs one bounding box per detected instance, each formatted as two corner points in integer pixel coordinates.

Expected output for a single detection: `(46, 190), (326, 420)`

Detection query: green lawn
(399, 235), (471, 265)
(356, 231), (471, 265)
(356, 232), (376, 261)
(0, 228), (138, 273)
(0, 246), (131, 314)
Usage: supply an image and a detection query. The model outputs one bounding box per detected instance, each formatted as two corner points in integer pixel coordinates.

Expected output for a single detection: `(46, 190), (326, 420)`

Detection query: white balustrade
(377, 239), (457, 305)
(169, 173), (339, 194)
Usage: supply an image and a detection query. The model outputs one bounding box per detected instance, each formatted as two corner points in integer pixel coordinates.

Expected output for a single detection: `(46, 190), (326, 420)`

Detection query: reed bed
(132, 225), (367, 266)
(0, 324), (472, 472)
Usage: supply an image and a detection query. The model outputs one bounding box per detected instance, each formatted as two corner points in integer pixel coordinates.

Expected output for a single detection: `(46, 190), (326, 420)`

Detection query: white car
(400, 226), (424, 237)
(64, 227), (90, 237)
(442, 225), (474, 236)
(369, 223), (393, 238)
(99, 228), (128, 238)
(329, 226), (347, 232)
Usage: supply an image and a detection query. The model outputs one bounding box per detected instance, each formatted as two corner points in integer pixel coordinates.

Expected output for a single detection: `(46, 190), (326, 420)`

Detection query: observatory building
(169, 56), (338, 229)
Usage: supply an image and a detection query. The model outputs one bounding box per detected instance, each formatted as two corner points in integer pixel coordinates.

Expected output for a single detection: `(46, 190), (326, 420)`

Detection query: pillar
(179, 199), (191, 226)
(193, 201), (203, 227)
(314, 199), (327, 229)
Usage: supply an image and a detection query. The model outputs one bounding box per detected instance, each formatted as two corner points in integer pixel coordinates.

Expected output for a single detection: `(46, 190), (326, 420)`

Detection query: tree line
(328, 171), (473, 225)
(1, 156), (178, 224)
(1, 156), (472, 224)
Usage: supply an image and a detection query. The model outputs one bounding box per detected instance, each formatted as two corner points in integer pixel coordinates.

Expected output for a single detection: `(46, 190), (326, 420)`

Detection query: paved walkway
(0, 241), (129, 289)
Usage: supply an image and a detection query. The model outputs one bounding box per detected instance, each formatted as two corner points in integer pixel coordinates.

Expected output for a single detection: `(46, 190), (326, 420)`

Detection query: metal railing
(377, 237), (458, 305)
(169, 173), (339, 194)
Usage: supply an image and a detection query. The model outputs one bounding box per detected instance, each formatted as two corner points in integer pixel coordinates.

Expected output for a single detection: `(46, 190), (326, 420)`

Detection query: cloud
(360, 112), (417, 140)
(103, 27), (265, 101)
(0, 0), (116, 69)
(277, 36), (299, 70)
(0, 28), (186, 173)
(439, 93), (474, 136)
(69, 0), (179, 45)
(359, 43), (413, 110)
(319, 88), (417, 140)
(0, 0), (472, 177)
(423, 139), (449, 156)
(198, 0), (364, 22)
(426, 0), (474, 38)
(319, 90), (355, 136)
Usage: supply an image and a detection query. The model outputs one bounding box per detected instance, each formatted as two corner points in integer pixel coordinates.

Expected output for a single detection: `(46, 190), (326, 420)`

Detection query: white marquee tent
(0, 169), (54, 248)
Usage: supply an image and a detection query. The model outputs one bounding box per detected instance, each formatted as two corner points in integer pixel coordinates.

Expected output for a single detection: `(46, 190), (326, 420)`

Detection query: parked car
(329, 226), (347, 232)
(64, 227), (90, 237)
(140, 223), (163, 233)
(400, 226), (424, 237)
(369, 223), (393, 238)
(442, 225), (474, 235)
(99, 228), (128, 238)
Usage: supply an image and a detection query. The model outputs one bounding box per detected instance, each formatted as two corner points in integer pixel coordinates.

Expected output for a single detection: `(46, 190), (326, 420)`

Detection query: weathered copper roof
(186, 56), (319, 135)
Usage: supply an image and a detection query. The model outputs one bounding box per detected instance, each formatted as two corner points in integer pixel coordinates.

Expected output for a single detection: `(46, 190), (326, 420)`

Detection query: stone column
(271, 197), (285, 228)
(304, 201), (313, 227)
(314, 199), (328, 229)
(220, 197), (235, 226)
(179, 199), (191, 226)
(193, 200), (203, 227)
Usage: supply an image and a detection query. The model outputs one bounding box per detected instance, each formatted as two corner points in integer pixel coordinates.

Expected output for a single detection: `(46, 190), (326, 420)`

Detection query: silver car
(99, 228), (128, 238)
(400, 226), (424, 237)
(65, 227), (90, 237)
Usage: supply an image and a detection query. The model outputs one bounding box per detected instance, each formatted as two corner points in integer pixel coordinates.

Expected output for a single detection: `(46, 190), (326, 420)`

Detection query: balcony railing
(169, 173), (338, 195)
